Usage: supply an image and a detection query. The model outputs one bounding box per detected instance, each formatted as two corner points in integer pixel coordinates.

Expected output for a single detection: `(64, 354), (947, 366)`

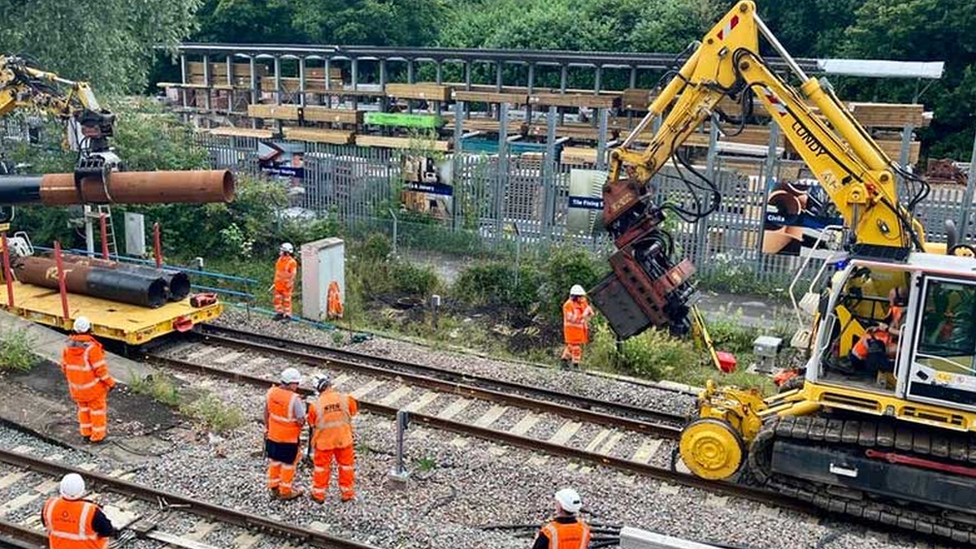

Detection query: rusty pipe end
(39, 169), (237, 205)
(220, 170), (236, 203)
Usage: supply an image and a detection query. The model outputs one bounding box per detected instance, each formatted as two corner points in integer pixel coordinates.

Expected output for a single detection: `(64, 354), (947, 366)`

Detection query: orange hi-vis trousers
(561, 344), (583, 365)
(74, 395), (108, 442)
(268, 447), (302, 496)
(273, 289), (293, 316)
(311, 446), (355, 502)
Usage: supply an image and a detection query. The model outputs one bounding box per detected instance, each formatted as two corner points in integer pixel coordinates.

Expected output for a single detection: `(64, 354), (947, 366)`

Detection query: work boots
(277, 488), (304, 501)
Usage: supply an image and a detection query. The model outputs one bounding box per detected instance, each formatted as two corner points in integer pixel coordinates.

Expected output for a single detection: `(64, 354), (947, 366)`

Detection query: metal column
(495, 103), (509, 242)
(324, 57), (332, 108)
(351, 58), (359, 110)
(559, 65), (568, 125)
(453, 100), (465, 230)
(897, 123), (915, 196)
(696, 115), (720, 263)
(542, 106), (558, 239)
(225, 56), (234, 115)
(407, 59), (415, 114)
(273, 56), (282, 105)
(596, 108), (608, 171)
(202, 54), (213, 117)
(958, 130), (976, 239)
(248, 56), (257, 128)
(435, 61), (444, 116)
(526, 63), (535, 123)
(179, 54), (189, 114)
(756, 122), (782, 270)
(298, 57), (307, 108)
(379, 59), (389, 112)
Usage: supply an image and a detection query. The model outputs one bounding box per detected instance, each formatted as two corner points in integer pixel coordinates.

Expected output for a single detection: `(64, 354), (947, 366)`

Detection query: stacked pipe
(0, 170), (234, 206)
(12, 254), (194, 309)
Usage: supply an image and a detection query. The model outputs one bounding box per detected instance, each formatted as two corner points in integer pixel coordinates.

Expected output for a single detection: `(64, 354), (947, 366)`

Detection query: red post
(54, 241), (70, 324)
(99, 213), (110, 260)
(1, 233), (13, 309)
(153, 222), (163, 268)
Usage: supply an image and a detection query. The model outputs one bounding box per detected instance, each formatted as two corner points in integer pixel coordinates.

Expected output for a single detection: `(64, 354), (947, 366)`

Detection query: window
(916, 280), (976, 372)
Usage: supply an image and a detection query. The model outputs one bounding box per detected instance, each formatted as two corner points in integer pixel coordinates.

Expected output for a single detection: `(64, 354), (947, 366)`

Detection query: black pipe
(116, 265), (190, 301)
(0, 176), (42, 204)
(86, 269), (169, 308)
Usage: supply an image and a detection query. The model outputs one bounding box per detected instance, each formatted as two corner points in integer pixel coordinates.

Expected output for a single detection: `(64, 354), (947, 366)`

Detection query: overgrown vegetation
(0, 330), (36, 372)
(130, 372), (245, 433)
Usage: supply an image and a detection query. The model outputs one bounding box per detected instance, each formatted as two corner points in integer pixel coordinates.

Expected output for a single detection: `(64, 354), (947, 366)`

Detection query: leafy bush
(587, 322), (700, 380)
(358, 233), (392, 264)
(542, 246), (608, 318)
(453, 260), (542, 309)
(130, 373), (181, 406)
(181, 394), (245, 433)
(0, 330), (36, 372)
(390, 262), (440, 296)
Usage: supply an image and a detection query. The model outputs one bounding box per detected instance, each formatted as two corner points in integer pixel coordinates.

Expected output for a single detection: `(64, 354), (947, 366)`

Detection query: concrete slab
(0, 310), (151, 385)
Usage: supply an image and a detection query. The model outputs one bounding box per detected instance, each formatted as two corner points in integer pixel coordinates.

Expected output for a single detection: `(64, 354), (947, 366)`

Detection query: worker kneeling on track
(60, 317), (116, 443)
(532, 488), (590, 549)
(42, 473), (117, 548)
(561, 285), (595, 370)
(307, 373), (359, 503)
(265, 367), (306, 500)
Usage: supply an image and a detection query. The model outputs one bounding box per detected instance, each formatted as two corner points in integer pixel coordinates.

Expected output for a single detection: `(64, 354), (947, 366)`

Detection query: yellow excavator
(590, 1), (976, 541)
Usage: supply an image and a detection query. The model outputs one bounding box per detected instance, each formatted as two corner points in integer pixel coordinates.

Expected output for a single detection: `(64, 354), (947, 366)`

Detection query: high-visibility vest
(274, 255), (297, 292)
(888, 305), (904, 328)
(266, 386), (302, 443)
(42, 497), (108, 549)
(563, 299), (593, 345)
(60, 335), (114, 402)
(310, 390), (355, 450)
(540, 518), (591, 549)
(852, 330), (892, 360)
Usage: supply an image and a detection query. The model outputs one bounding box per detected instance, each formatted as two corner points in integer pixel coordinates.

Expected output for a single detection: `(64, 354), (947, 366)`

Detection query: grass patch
(414, 457), (437, 472)
(129, 373), (181, 406)
(0, 330), (36, 372)
(180, 394), (245, 434)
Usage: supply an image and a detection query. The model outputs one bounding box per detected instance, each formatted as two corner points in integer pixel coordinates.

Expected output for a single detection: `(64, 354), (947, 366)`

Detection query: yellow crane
(591, 1), (976, 540)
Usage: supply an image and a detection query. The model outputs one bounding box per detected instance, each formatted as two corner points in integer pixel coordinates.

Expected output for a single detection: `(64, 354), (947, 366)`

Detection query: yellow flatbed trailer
(0, 281), (221, 344)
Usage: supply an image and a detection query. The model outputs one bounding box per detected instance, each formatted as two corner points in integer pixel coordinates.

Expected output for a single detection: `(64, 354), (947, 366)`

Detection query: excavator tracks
(748, 416), (976, 543)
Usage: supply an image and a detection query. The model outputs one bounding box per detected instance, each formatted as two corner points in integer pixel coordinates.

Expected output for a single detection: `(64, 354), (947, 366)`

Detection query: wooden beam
(385, 83), (453, 102)
(247, 103), (300, 121)
(207, 127), (274, 139)
(452, 90), (528, 105)
(529, 92), (619, 109)
(355, 134), (450, 151)
(283, 127), (355, 144)
(303, 106), (363, 125)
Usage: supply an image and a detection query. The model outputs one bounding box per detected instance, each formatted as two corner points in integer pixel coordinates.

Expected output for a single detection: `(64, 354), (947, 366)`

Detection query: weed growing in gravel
(129, 373), (181, 406)
(181, 394), (245, 434)
(0, 329), (36, 372)
(415, 457), (437, 472)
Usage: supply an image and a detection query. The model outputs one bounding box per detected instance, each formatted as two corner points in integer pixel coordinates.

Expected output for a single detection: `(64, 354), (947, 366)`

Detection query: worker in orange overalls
(42, 473), (117, 548)
(327, 281), (344, 320)
(61, 317), (116, 443)
(885, 287), (907, 340)
(561, 285), (595, 370)
(265, 367), (306, 500)
(307, 372), (358, 503)
(273, 242), (298, 320)
(532, 488), (591, 549)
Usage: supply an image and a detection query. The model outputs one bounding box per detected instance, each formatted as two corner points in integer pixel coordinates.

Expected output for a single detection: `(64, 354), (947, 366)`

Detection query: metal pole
(203, 54), (212, 113)
(596, 108), (608, 171)
(2, 233), (14, 309)
(153, 222), (163, 268)
(513, 223), (521, 288)
(249, 56), (258, 128)
(897, 124), (914, 195)
(324, 57), (332, 108)
(389, 410), (410, 483)
(99, 213), (109, 259)
(959, 130), (976, 238)
(526, 63), (535, 123)
(54, 241), (69, 325)
(389, 208), (398, 256)
(298, 56), (307, 108)
(273, 56), (282, 105)
(542, 105), (558, 240)
(84, 205), (95, 257)
(496, 103), (509, 243)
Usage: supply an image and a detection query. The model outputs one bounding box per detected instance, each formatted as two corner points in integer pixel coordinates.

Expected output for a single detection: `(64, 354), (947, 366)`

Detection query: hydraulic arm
(590, 0), (928, 345)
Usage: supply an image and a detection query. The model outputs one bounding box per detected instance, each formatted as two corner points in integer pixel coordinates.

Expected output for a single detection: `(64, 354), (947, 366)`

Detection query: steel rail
(0, 448), (376, 549)
(193, 325), (686, 436)
(142, 353), (811, 514)
(0, 519), (45, 548)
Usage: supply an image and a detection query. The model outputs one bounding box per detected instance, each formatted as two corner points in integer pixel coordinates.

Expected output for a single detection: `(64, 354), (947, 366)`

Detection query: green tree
(0, 0), (201, 93)
(291, 0), (446, 46)
(194, 0), (300, 43)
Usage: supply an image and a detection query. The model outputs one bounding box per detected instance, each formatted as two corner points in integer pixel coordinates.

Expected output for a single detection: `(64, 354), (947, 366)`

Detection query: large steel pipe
(13, 256), (168, 308)
(0, 170), (234, 206)
(58, 254), (191, 301)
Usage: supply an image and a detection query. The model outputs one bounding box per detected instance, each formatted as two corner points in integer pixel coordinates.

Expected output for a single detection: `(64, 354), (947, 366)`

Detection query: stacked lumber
(303, 107), (363, 125)
(305, 67), (344, 82)
(453, 90), (528, 105)
(385, 83), (453, 102)
(283, 128), (355, 145)
(528, 92), (619, 109)
(207, 127), (275, 139)
(621, 88), (652, 111)
(527, 123), (620, 141)
(355, 135), (451, 152)
(259, 78), (344, 94)
(443, 116), (527, 135)
(561, 147), (602, 165)
(845, 103), (927, 128)
(247, 104), (300, 121)
(187, 62), (268, 87)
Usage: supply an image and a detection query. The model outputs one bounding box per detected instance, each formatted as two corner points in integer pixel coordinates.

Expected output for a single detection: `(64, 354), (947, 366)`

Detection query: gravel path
(215, 309), (698, 417)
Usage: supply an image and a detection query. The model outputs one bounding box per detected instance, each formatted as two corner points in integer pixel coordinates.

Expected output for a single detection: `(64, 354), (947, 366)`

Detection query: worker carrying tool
(42, 473), (117, 548)
(265, 367), (306, 500)
(272, 242), (298, 320)
(561, 285), (595, 370)
(532, 488), (591, 549)
(327, 280), (344, 320)
(60, 317), (116, 443)
(307, 372), (359, 503)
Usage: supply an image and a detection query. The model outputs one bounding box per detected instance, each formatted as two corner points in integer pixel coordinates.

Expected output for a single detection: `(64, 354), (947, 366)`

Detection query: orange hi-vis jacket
(327, 281), (344, 317)
(42, 497), (108, 549)
(308, 389), (358, 450)
(61, 334), (115, 402)
(266, 385), (303, 443)
(852, 329), (893, 360)
(540, 518), (591, 549)
(274, 255), (298, 292)
(562, 298), (594, 345)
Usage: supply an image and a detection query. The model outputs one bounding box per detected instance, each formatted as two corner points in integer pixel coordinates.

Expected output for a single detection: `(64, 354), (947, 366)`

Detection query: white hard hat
(60, 473), (85, 500)
(569, 285), (586, 297)
(280, 242), (294, 254)
(280, 367), (303, 384)
(312, 373), (332, 392)
(73, 316), (91, 333)
(554, 488), (582, 514)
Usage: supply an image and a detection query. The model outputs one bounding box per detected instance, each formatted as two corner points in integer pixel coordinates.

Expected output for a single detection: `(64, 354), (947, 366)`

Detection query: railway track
(144, 333), (810, 515)
(0, 446), (374, 549)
